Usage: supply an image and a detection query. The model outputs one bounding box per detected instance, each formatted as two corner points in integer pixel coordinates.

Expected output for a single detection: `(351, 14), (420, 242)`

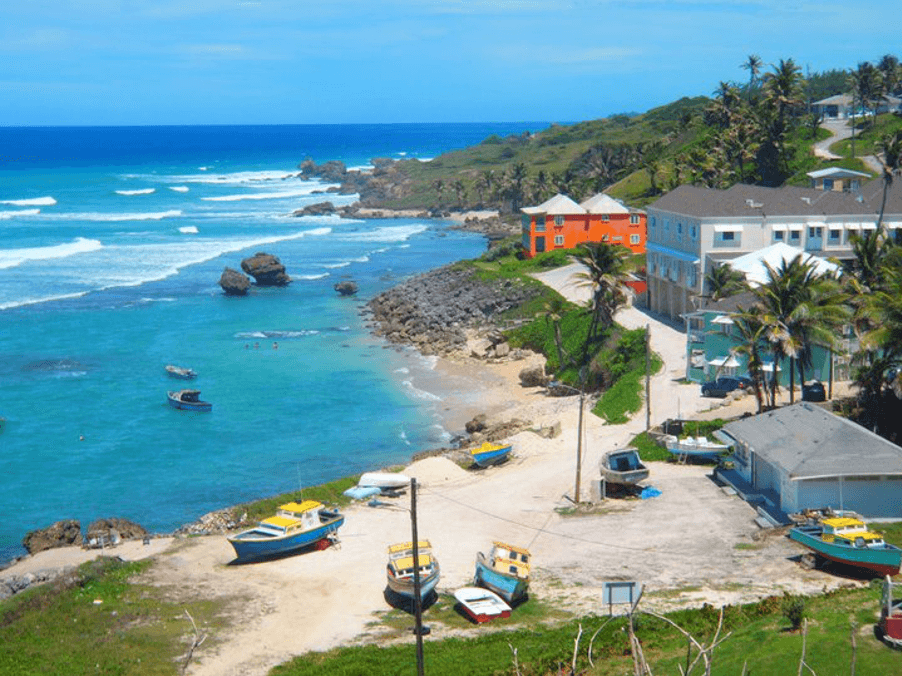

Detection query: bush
(782, 594), (806, 630)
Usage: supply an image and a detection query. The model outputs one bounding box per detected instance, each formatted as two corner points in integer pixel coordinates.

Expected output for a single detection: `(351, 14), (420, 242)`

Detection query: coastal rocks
(219, 267), (251, 296)
(240, 252), (291, 286)
(85, 518), (148, 546)
(519, 365), (549, 388)
(366, 264), (542, 356)
(298, 159), (348, 183)
(295, 201), (336, 216)
(22, 520), (83, 554)
(0, 569), (68, 600)
(333, 280), (359, 296)
(175, 507), (246, 536)
(465, 417), (530, 446)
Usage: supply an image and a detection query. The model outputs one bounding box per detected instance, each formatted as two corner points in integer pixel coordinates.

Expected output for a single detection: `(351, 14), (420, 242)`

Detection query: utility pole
(645, 323), (651, 431)
(575, 387), (584, 503)
(410, 478), (425, 676)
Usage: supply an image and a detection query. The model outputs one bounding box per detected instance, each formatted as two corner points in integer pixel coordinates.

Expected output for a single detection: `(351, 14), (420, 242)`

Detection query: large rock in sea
(240, 252), (291, 286)
(22, 519), (83, 554)
(334, 281), (358, 296)
(86, 518), (148, 545)
(219, 267), (251, 296)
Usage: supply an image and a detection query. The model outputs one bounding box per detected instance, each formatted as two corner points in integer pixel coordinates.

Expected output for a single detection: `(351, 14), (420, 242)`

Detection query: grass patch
(241, 474), (362, 523)
(0, 557), (229, 676)
(868, 521), (902, 548)
(593, 352), (663, 424)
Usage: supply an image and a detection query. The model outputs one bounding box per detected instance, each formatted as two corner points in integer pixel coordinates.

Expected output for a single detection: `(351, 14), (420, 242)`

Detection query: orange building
(521, 193), (646, 258)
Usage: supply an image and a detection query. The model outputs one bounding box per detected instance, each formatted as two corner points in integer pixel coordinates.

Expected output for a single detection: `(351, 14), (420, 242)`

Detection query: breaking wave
(0, 196), (57, 206)
(0, 237), (104, 270)
(115, 188), (155, 196)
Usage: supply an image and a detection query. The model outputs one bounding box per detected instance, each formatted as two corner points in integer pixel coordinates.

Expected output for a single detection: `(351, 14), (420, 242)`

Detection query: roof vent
(856, 194), (864, 203)
(801, 197), (811, 205)
(746, 199), (763, 208)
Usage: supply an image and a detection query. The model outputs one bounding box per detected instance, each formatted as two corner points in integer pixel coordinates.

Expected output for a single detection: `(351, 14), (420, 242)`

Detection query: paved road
(815, 118), (882, 174)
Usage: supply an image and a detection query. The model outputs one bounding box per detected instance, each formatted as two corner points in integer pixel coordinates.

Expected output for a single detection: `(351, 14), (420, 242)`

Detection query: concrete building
(718, 403), (902, 519)
(807, 167), (871, 193)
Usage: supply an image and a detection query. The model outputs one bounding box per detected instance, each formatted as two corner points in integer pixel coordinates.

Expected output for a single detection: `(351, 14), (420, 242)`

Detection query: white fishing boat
(599, 448), (649, 486)
(454, 586), (512, 623)
(664, 434), (730, 462)
(358, 472), (410, 490)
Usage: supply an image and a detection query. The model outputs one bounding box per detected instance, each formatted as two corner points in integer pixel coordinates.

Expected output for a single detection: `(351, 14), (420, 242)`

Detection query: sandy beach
(1, 264), (857, 676)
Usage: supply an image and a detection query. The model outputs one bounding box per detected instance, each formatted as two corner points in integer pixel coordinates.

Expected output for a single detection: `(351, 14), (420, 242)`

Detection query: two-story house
(645, 179), (902, 324)
(521, 193), (646, 258)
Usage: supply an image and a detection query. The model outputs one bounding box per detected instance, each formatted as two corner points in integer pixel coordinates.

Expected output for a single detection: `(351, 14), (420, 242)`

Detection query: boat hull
(475, 553), (528, 603)
(228, 514), (344, 561)
(454, 587), (512, 623)
(358, 472), (410, 489)
(789, 527), (902, 576)
(167, 391), (212, 412)
(471, 445), (512, 468)
(386, 568), (440, 600)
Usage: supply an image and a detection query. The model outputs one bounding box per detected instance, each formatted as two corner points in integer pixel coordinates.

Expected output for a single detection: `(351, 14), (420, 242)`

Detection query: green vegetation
(241, 474), (361, 523)
(0, 558), (228, 676)
(829, 112), (902, 158)
(270, 586), (900, 676)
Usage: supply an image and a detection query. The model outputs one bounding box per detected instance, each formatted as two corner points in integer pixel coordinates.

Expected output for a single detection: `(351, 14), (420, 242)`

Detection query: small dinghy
(454, 586), (512, 623)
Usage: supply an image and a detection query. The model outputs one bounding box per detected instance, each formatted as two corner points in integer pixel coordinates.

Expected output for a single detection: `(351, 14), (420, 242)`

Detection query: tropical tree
(877, 54), (901, 96)
(759, 59), (804, 182)
(572, 242), (632, 348)
(876, 129), (902, 228)
(703, 262), (748, 300)
(540, 296), (571, 373)
(431, 179), (445, 207)
(741, 54), (763, 102)
(730, 309), (768, 412)
(848, 61), (885, 130)
(452, 179), (466, 208)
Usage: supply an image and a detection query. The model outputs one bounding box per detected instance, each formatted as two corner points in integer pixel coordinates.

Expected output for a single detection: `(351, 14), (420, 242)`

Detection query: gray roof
(722, 402), (902, 480)
(807, 167), (871, 180)
(647, 180), (902, 220)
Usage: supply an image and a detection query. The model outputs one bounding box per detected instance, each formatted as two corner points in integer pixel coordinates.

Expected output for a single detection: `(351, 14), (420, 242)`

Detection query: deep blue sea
(0, 123), (546, 562)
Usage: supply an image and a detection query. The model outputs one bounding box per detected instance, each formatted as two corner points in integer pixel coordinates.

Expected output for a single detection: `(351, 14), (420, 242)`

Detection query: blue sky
(2, 0), (900, 126)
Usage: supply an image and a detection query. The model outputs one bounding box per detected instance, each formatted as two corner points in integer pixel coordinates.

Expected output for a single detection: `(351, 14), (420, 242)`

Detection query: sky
(2, 0), (901, 126)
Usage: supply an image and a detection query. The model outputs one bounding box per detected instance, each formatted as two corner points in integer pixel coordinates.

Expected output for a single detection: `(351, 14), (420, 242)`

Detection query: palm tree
(452, 179), (466, 208)
(730, 309), (768, 412)
(431, 179), (445, 208)
(876, 129), (902, 228)
(572, 242), (632, 347)
(703, 262), (748, 300)
(741, 54), (763, 102)
(761, 59), (804, 178)
(878, 54), (901, 96)
(540, 296), (571, 373)
(849, 62), (885, 131)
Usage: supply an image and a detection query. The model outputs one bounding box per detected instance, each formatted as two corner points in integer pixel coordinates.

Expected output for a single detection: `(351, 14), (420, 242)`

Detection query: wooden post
(410, 478), (425, 676)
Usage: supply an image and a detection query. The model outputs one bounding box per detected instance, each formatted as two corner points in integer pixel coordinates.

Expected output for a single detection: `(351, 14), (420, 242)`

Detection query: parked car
(700, 376), (753, 398)
(801, 380), (826, 402)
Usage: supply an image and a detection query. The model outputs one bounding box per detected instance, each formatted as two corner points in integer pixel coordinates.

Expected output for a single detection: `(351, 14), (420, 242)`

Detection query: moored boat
(470, 441), (512, 468)
(788, 516), (902, 577)
(599, 448), (649, 486)
(167, 389), (212, 412)
(227, 500), (344, 562)
(664, 434), (730, 462)
(165, 364), (197, 379)
(358, 472), (410, 491)
(474, 541), (530, 604)
(386, 540), (440, 600)
(454, 586), (512, 623)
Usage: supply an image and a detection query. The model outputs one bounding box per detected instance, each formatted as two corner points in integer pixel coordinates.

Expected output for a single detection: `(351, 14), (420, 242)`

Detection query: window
(789, 229), (801, 242)
(630, 234), (640, 245)
(612, 236), (623, 242)
(664, 220), (670, 231)
(535, 236), (545, 252)
(650, 216), (656, 228)
(809, 227), (823, 238)
(649, 254), (656, 274)
(553, 215), (564, 226)
(690, 224), (697, 240)
(829, 229), (841, 243)
(602, 234), (610, 242)
(774, 230), (785, 241)
(602, 214), (610, 222)
(535, 219), (545, 233)
(722, 231), (734, 241)
(823, 178), (834, 190)
(630, 214), (640, 225)
(554, 235), (564, 246)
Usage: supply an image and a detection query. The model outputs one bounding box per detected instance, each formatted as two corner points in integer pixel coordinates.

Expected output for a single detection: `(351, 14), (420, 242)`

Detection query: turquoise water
(0, 123), (547, 560)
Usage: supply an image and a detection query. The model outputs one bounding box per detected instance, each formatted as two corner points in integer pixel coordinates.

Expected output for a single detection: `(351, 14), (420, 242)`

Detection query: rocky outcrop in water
(365, 265), (542, 356)
(240, 253), (291, 286)
(22, 520), (83, 554)
(85, 518), (148, 545)
(334, 281), (359, 296)
(219, 267), (251, 295)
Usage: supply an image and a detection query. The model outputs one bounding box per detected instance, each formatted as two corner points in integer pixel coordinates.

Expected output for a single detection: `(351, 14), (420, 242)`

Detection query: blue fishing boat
(167, 389), (212, 412)
(386, 540), (440, 600)
(227, 500), (344, 562)
(600, 448), (649, 487)
(474, 542), (530, 604)
(789, 516), (902, 577)
(470, 441), (512, 468)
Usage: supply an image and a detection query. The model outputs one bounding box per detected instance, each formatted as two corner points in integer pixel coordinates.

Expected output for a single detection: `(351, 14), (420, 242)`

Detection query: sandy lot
(1, 263), (856, 676)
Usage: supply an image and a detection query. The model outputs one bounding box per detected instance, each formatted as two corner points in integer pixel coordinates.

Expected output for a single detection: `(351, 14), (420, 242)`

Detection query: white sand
(1, 263), (858, 676)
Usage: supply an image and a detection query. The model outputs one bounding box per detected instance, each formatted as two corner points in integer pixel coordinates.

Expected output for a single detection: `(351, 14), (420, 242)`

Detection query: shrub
(782, 594), (806, 630)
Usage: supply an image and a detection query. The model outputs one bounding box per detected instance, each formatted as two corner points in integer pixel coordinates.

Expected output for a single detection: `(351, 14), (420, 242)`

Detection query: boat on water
(165, 364), (197, 379)
(454, 586), (512, 623)
(470, 441), (512, 468)
(386, 540), (440, 600)
(879, 575), (902, 645)
(599, 448), (649, 486)
(167, 389), (212, 412)
(788, 516), (902, 577)
(474, 541), (530, 604)
(663, 434), (730, 462)
(358, 472), (410, 491)
(227, 500), (344, 562)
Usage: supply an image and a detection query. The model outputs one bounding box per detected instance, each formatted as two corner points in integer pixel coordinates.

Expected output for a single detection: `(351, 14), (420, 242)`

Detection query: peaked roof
(727, 243), (839, 286)
(580, 193), (629, 214)
(521, 193), (585, 216)
(807, 167), (871, 180)
(721, 403), (902, 480)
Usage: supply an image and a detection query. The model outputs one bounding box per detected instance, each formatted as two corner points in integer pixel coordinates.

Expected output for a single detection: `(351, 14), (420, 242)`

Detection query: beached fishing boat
(474, 541), (530, 604)
(165, 364), (197, 379)
(454, 587), (512, 623)
(358, 472), (410, 491)
(599, 448), (649, 486)
(167, 389), (212, 412)
(386, 540), (440, 600)
(470, 441), (512, 468)
(664, 435), (730, 462)
(880, 575), (902, 645)
(789, 516), (902, 576)
(227, 500), (344, 562)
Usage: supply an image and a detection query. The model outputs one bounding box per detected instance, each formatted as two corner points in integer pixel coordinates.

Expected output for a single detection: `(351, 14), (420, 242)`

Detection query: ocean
(0, 123), (546, 562)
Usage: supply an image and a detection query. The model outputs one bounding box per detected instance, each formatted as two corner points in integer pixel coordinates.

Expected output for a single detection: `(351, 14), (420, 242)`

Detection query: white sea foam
(0, 291), (89, 311)
(395, 367), (410, 375)
(0, 208), (41, 219)
(234, 330), (320, 339)
(201, 187), (327, 202)
(402, 379), (442, 402)
(44, 210), (183, 222)
(335, 224), (428, 243)
(352, 255), (370, 263)
(0, 196), (57, 206)
(169, 186), (190, 193)
(321, 261), (350, 269)
(179, 226), (199, 234)
(166, 169), (302, 185)
(115, 188), (155, 196)
(0, 237), (104, 270)
(295, 273), (329, 280)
